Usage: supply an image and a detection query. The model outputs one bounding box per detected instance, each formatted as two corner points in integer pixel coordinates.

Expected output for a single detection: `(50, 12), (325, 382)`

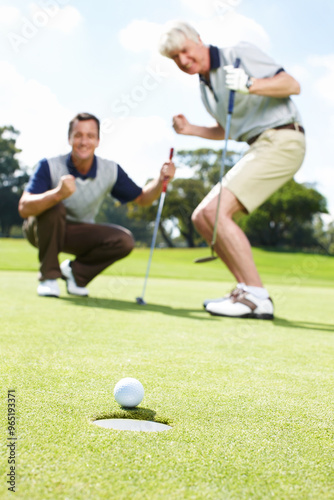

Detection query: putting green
(1, 261), (334, 499)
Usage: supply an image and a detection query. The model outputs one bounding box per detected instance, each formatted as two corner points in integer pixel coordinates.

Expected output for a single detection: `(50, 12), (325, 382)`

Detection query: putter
(136, 147), (174, 305)
(195, 57), (241, 263)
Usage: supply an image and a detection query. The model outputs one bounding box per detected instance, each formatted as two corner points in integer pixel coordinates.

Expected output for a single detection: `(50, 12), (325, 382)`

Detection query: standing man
(159, 21), (305, 319)
(19, 112), (175, 298)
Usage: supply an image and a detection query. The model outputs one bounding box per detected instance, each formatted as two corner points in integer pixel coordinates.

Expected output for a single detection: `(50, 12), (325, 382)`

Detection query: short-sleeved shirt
(25, 154), (142, 204)
(199, 43), (303, 143)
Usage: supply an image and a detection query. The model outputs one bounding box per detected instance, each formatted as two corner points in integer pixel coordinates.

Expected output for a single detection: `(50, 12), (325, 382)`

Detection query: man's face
(169, 37), (209, 76)
(68, 119), (100, 162)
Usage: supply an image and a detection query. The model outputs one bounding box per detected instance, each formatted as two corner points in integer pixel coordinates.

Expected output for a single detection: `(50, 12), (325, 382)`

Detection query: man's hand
(224, 65), (252, 94)
(172, 114), (192, 135)
(58, 175), (76, 200)
(135, 158), (176, 206)
(159, 159), (176, 184)
(18, 174), (76, 218)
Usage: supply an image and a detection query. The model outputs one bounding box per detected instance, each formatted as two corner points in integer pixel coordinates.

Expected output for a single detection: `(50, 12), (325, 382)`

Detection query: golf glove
(224, 65), (252, 94)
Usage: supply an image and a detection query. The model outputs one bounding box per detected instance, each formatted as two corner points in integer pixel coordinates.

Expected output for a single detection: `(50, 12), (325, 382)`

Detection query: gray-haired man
(159, 21), (305, 319)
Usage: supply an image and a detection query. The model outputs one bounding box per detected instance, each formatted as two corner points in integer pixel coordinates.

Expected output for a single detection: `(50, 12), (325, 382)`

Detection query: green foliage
(313, 216), (334, 255)
(124, 147), (331, 250)
(161, 178), (208, 247)
(96, 196), (156, 247)
(176, 147), (242, 186)
(126, 148), (244, 247)
(0, 126), (28, 236)
(238, 179), (329, 250)
(0, 125), (22, 177)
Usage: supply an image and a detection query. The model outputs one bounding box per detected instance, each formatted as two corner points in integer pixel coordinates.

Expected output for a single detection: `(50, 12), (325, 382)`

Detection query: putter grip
(227, 57), (241, 114)
(162, 147), (174, 193)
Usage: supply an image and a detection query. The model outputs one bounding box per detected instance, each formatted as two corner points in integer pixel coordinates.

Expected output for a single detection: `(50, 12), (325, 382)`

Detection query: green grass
(1, 237), (334, 286)
(1, 239), (334, 499)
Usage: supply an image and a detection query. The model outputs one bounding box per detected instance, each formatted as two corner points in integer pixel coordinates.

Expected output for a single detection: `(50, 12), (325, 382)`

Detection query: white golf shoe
(206, 289), (274, 320)
(203, 284), (245, 309)
(60, 259), (89, 297)
(37, 279), (60, 297)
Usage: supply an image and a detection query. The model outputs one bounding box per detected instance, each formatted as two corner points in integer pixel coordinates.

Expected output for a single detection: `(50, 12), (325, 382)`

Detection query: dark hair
(68, 112), (100, 138)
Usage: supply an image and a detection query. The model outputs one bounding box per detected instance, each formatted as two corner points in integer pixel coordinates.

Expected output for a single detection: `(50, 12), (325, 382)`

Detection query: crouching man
(19, 112), (175, 298)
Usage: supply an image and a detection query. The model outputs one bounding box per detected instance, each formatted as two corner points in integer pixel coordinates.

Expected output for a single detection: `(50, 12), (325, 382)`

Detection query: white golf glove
(224, 65), (252, 94)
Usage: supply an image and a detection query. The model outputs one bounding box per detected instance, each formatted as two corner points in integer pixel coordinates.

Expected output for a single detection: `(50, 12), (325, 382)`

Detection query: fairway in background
(1, 238), (334, 287)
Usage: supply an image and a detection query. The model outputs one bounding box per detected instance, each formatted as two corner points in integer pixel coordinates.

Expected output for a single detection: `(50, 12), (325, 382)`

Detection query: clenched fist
(172, 114), (192, 135)
(58, 175), (76, 200)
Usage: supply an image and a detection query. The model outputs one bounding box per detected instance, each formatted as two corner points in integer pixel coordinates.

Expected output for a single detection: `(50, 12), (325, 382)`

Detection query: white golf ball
(114, 378), (144, 408)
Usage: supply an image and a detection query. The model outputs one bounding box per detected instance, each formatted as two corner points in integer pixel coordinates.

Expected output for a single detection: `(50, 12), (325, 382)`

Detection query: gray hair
(159, 21), (200, 58)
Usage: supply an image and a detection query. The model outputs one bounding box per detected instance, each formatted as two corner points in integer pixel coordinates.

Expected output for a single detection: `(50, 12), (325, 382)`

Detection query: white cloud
(98, 116), (175, 185)
(48, 5), (82, 33)
(119, 20), (163, 53)
(28, 3), (82, 34)
(0, 61), (73, 168)
(2, 3), (82, 38)
(2, 3), (82, 55)
(0, 6), (20, 26)
(180, 0), (216, 17)
(119, 12), (270, 57)
(308, 54), (334, 105)
(180, 0), (242, 18)
(289, 64), (310, 82)
(197, 11), (271, 50)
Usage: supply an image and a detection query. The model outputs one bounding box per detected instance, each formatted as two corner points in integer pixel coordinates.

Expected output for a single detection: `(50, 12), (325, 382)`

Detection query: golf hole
(93, 419), (172, 432)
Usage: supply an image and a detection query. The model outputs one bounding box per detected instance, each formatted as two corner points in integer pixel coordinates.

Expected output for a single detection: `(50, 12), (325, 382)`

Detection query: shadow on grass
(274, 317), (334, 333)
(59, 296), (215, 321)
(91, 407), (172, 426)
(58, 297), (333, 330)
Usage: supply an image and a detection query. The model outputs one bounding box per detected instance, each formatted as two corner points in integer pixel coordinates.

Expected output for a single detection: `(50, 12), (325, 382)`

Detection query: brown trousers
(23, 203), (135, 286)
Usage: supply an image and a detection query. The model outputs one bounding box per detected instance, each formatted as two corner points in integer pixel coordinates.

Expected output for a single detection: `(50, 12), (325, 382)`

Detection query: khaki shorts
(221, 128), (306, 213)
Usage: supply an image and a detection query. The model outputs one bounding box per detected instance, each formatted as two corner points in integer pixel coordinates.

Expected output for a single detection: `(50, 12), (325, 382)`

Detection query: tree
(0, 126), (29, 236)
(126, 147), (243, 247)
(160, 178), (207, 247)
(101, 147), (330, 251)
(176, 146), (243, 186)
(121, 195), (176, 248)
(238, 179), (329, 250)
(96, 197), (157, 247)
(312, 216), (334, 255)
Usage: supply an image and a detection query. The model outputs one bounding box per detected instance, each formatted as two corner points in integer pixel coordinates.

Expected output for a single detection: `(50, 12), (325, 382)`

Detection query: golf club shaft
(140, 190), (166, 300)
(210, 58), (240, 248)
(140, 148), (174, 300)
(210, 113), (233, 247)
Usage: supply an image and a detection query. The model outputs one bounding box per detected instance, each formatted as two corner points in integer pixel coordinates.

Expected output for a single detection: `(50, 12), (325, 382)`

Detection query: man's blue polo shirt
(26, 154), (142, 204)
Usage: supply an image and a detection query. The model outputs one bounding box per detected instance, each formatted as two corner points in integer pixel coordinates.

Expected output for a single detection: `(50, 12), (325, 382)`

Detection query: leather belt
(247, 123), (305, 146)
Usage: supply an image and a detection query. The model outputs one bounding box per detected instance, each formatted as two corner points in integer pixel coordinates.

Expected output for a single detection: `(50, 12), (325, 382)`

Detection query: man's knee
(192, 204), (214, 231)
(23, 203), (66, 250)
(122, 229), (135, 257)
(104, 226), (135, 258)
(37, 203), (66, 224)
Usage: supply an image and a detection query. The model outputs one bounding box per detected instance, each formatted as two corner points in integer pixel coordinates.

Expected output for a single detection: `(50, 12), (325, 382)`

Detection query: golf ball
(114, 378), (144, 408)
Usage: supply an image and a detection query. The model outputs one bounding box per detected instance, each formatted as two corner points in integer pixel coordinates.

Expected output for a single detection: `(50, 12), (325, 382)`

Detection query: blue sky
(1, 0), (334, 217)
